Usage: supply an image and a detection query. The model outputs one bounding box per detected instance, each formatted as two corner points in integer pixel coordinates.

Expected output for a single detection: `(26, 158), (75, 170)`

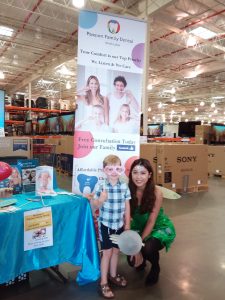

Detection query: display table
(0, 191), (100, 285)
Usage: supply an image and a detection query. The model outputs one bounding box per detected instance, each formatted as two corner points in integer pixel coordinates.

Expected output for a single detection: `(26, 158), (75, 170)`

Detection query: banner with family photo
(73, 10), (146, 194)
(0, 90), (5, 137)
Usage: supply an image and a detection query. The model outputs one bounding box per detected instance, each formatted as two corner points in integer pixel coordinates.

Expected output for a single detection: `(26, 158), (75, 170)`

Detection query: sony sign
(177, 156), (197, 163)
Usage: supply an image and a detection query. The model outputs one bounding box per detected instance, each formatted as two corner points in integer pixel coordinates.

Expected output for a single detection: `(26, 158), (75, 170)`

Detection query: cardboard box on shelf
(45, 136), (74, 155)
(195, 125), (210, 144)
(0, 137), (32, 159)
(208, 145), (225, 176)
(156, 144), (208, 193)
(140, 143), (157, 181)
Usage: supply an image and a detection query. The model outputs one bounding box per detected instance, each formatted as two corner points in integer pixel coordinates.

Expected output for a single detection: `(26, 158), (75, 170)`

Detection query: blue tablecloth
(0, 191), (100, 285)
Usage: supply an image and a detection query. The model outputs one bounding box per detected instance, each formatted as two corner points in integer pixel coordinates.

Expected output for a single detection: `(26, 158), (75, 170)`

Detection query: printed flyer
(24, 207), (53, 251)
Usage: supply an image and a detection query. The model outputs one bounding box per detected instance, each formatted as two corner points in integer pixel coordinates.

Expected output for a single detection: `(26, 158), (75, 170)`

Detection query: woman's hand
(130, 252), (144, 268)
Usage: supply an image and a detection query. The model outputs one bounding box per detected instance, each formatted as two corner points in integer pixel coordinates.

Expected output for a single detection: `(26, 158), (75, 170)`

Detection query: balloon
(110, 230), (143, 255)
(0, 162), (12, 181)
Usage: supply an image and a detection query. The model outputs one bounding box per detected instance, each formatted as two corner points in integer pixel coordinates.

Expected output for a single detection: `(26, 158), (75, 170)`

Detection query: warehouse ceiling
(0, 0), (225, 125)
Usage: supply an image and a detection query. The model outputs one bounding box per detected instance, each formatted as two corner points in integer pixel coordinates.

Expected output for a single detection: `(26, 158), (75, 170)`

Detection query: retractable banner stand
(0, 90), (5, 137)
(72, 10), (146, 194)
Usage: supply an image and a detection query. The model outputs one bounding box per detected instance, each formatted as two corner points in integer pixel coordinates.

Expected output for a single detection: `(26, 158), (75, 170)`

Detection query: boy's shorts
(99, 222), (124, 250)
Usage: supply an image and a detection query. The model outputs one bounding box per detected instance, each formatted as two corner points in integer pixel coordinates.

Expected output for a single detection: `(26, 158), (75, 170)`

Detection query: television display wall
(209, 124), (225, 144)
(59, 113), (75, 134)
(147, 124), (163, 137)
(0, 90), (5, 136)
(178, 121), (201, 137)
(48, 116), (59, 134)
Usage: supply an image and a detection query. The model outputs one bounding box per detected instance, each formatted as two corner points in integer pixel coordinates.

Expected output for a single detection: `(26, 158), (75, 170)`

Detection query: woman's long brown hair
(128, 158), (156, 216)
(85, 75), (104, 105)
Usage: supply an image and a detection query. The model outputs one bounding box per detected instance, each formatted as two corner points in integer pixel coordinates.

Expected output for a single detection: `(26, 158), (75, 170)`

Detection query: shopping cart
(33, 144), (56, 167)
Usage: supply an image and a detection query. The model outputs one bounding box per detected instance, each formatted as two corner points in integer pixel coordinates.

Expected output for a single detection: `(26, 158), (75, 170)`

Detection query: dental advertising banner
(0, 90), (5, 137)
(73, 10), (146, 194)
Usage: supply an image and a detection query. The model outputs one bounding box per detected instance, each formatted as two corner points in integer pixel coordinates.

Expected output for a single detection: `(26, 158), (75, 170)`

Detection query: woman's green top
(131, 207), (176, 251)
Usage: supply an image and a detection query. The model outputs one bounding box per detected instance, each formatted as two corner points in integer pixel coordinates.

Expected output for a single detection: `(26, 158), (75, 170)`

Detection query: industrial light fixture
(0, 26), (14, 37)
(182, 111), (185, 115)
(72, 0), (85, 8)
(171, 96), (176, 102)
(212, 96), (224, 99)
(211, 103), (216, 108)
(147, 84), (153, 90)
(200, 101), (205, 106)
(214, 109), (218, 114)
(66, 81), (71, 89)
(185, 119), (188, 122)
(184, 69), (198, 78)
(38, 79), (54, 84)
(0, 70), (5, 79)
(148, 107), (151, 112)
(12, 54), (18, 65)
(158, 102), (162, 108)
(189, 26), (217, 39)
(56, 65), (73, 76)
(186, 35), (197, 47)
(194, 107), (198, 112)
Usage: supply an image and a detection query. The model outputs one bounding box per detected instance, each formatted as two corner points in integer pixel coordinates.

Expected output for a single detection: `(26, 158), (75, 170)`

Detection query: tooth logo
(108, 20), (120, 34)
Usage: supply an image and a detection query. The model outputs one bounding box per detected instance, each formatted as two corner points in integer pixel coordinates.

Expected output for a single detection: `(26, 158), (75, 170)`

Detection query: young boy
(92, 154), (131, 299)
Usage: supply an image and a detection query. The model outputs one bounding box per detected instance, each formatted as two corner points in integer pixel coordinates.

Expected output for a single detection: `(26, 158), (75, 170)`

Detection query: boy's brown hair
(103, 155), (121, 168)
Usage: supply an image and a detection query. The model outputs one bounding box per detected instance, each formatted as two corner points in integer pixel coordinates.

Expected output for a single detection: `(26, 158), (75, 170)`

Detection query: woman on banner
(107, 75), (139, 126)
(76, 75), (109, 125)
(113, 104), (138, 134)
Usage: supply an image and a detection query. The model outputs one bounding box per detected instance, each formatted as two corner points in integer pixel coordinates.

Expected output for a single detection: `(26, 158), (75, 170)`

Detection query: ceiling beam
(8, 54), (74, 94)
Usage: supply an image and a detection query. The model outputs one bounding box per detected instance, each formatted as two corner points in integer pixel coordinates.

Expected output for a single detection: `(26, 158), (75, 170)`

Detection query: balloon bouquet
(110, 187), (181, 256)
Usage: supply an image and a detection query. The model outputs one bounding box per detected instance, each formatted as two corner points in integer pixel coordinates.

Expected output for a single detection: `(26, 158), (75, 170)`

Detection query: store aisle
(1, 176), (225, 300)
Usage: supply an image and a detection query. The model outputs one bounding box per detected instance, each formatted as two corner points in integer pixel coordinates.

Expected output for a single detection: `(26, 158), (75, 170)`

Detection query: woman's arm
(124, 200), (131, 230)
(141, 186), (163, 241)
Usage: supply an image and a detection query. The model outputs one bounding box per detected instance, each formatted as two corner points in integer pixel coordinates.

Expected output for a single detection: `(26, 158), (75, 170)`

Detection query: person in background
(76, 75), (109, 124)
(91, 154), (131, 299)
(113, 104), (138, 134)
(107, 76), (139, 126)
(127, 158), (176, 285)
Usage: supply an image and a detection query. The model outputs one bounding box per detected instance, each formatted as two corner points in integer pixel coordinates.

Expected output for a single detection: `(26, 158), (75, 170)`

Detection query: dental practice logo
(108, 20), (120, 34)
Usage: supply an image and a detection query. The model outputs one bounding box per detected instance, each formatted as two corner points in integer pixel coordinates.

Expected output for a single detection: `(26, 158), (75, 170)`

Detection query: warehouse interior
(1, 1), (225, 300)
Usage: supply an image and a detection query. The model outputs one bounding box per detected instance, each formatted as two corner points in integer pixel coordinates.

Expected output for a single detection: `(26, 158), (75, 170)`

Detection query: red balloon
(0, 162), (12, 181)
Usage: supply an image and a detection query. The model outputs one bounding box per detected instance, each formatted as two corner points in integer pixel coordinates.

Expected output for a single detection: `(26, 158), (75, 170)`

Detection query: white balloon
(114, 230), (143, 255)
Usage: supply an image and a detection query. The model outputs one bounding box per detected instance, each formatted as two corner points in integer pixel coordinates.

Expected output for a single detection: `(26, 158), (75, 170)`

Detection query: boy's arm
(124, 200), (130, 230)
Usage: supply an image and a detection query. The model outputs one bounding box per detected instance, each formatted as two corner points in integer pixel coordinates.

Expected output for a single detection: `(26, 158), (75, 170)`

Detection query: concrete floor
(1, 175), (225, 300)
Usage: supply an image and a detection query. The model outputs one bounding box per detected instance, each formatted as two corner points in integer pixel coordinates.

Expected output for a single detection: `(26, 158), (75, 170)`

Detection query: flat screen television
(37, 118), (48, 135)
(24, 120), (32, 135)
(59, 113), (75, 135)
(147, 124), (163, 137)
(209, 124), (225, 144)
(178, 121), (201, 137)
(48, 116), (59, 134)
